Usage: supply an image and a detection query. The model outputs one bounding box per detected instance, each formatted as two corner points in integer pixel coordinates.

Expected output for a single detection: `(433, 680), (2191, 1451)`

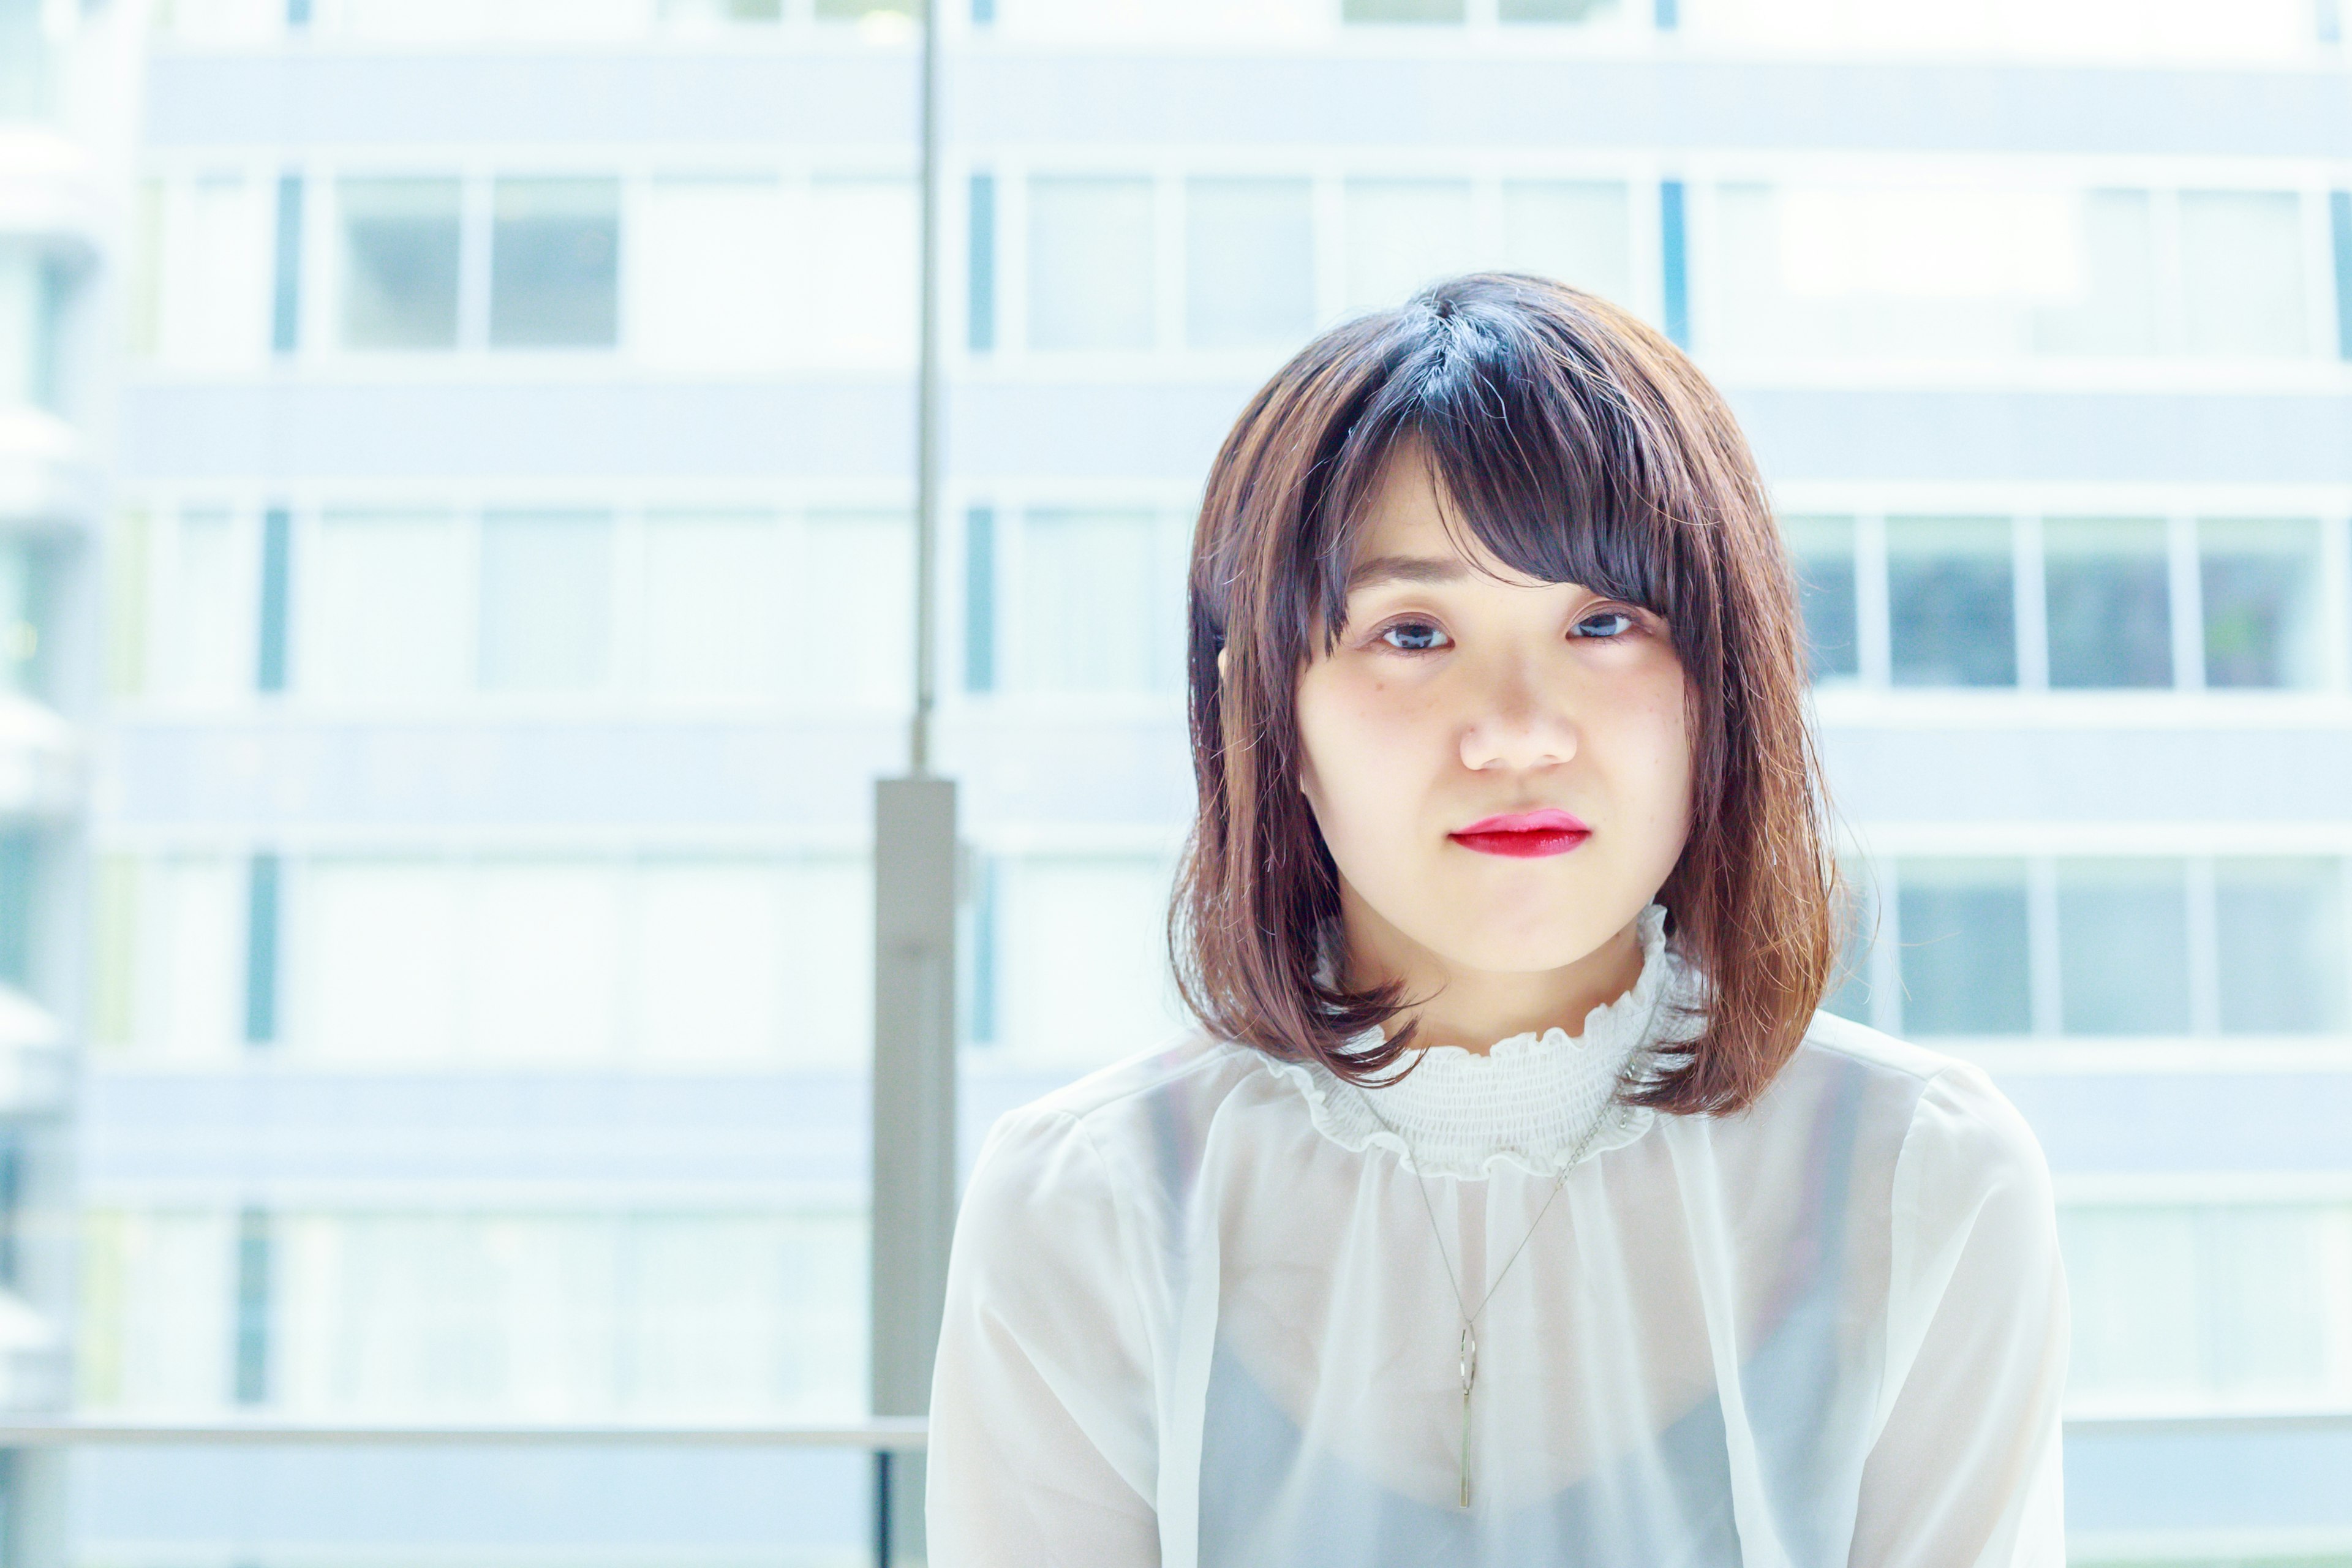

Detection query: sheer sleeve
(926, 1104), (1162, 1568)
(1849, 1060), (2071, 1568)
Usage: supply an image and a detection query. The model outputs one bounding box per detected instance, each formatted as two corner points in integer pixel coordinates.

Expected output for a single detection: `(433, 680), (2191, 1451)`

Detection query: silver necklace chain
(1351, 1083), (1616, 1510)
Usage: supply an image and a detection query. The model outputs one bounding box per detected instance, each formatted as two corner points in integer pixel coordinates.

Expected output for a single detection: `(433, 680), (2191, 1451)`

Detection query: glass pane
(479, 510), (614, 693)
(1781, 514), (1859, 682)
(489, 178), (620, 349)
(2027, 189), (2160, 356)
(1027, 176), (1155, 351)
(2199, 518), (2324, 689)
(157, 507), (252, 699)
(140, 858), (245, 1061)
(1343, 0), (1463, 18)
(2204, 1207), (2329, 1396)
(2055, 858), (2190, 1035)
(293, 859), (464, 1063)
(2178, 190), (2308, 358)
(660, 0), (782, 18)
(799, 510), (913, 706)
(632, 179), (791, 369)
(777, 857), (872, 1068)
(1895, 857), (2031, 1035)
(1184, 177), (1314, 350)
(79, 1212), (237, 1411)
(807, 178), (917, 360)
(0, 535), (43, 698)
(0, 252), (41, 405)
(302, 510), (468, 699)
(2058, 1206), (2203, 1401)
(623, 1215), (862, 1415)
(1343, 179), (1477, 315)
(338, 178), (461, 350)
(1000, 856), (1181, 1068)
(163, 175), (271, 369)
(465, 861), (625, 1065)
(635, 861), (788, 1067)
(1716, 184), (2141, 362)
(1497, 180), (1634, 308)
(643, 510), (786, 699)
(1020, 508), (1167, 692)
(1500, 0), (1618, 18)
(2044, 517), (2172, 689)
(2214, 857), (2345, 1033)
(1887, 516), (2016, 687)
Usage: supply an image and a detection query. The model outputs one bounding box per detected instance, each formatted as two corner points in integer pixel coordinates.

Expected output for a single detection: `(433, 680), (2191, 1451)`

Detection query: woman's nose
(1457, 660), (1580, 772)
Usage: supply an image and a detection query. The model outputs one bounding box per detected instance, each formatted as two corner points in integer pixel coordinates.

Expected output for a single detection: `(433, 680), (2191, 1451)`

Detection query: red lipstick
(1449, 808), (1592, 859)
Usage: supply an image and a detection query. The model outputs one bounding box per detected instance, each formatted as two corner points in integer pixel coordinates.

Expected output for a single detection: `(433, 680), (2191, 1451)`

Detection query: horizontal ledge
(2060, 1409), (2352, 1436)
(0, 1418), (928, 1448)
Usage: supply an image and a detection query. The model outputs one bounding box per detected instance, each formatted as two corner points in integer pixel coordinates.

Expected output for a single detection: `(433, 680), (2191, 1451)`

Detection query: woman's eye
(1376, 620), (1451, 654)
(1572, 609), (1637, 639)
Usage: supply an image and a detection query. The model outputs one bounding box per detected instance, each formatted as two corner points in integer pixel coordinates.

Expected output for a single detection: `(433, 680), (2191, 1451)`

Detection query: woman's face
(1289, 438), (1694, 987)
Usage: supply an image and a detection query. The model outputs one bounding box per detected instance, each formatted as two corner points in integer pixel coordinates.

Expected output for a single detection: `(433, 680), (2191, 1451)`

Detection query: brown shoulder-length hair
(1166, 271), (1842, 1119)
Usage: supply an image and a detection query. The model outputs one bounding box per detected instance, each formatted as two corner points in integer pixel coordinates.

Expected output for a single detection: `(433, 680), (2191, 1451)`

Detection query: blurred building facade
(33, 0), (2352, 1562)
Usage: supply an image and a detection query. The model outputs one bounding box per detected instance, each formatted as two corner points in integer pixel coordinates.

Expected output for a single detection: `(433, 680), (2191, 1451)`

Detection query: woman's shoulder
(1772, 1010), (2056, 1211)
(962, 1027), (1270, 1205)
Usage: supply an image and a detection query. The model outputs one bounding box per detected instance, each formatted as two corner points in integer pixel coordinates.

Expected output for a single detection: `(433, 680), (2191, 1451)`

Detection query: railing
(0, 1417), (930, 1566)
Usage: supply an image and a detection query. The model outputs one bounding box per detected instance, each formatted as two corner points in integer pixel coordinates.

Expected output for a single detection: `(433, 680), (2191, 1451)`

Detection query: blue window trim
(1660, 179), (1690, 349)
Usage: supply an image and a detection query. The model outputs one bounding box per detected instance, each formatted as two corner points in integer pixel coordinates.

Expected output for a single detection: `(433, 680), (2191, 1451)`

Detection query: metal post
(869, 0), (954, 1560)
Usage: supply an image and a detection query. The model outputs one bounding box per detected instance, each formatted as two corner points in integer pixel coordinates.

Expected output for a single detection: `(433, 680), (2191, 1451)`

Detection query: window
(78, 1212), (238, 1410)
(1343, 179), (1477, 315)
(2214, 858), (2346, 1033)
(1886, 516), (2016, 687)
(631, 178), (791, 369)
(1710, 184), (2161, 360)
(337, 178), (461, 350)
(997, 855), (1182, 1068)
(2061, 1204), (2350, 1408)
(1894, 858), (2031, 1035)
(148, 507), (252, 700)
(1499, 0), (1618, 19)
(1342, 0), (1463, 20)
(660, 0), (783, 22)
(301, 509), (468, 699)
(641, 510), (786, 700)
(2200, 518), (2324, 688)
(478, 511), (615, 693)
(466, 861), (627, 1064)
(807, 178), (918, 361)
(0, 534), (48, 699)
(1184, 178), (1314, 350)
(124, 858), (247, 1061)
(1782, 514), (1860, 683)
(2055, 858), (2191, 1035)
(1026, 176), (1155, 351)
(293, 859), (466, 1064)
(2043, 517), (2171, 688)
(157, 176), (272, 369)
(1017, 508), (1178, 693)
(489, 178), (620, 350)
(2177, 190), (2309, 358)
(635, 861), (790, 1067)
(800, 510), (915, 706)
(1496, 180), (1634, 309)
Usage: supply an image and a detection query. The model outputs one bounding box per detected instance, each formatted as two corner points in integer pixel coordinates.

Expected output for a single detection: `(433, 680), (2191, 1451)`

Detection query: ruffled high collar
(1261, 903), (1692, 1179)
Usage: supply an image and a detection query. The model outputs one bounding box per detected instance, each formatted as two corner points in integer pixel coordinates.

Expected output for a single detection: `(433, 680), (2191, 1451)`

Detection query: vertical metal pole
(910, 0), (943, 777)
(870, 779), (956, 1563)
(870, 11), (953, 1559)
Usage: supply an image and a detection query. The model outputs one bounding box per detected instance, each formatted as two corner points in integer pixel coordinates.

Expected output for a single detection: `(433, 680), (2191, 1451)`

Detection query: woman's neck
(1338, 899), (1650, 1057)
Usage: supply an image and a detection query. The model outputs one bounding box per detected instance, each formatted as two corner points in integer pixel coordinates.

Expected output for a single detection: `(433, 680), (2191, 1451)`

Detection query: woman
(926, 273), (2069, 1566)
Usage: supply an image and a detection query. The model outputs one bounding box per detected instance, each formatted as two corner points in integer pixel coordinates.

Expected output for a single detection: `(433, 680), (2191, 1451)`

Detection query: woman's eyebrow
(1346, 553), (1471, 592)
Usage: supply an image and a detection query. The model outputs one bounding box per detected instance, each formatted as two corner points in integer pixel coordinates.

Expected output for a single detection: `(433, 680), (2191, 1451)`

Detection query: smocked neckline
(1258, 903), (1694, 1178)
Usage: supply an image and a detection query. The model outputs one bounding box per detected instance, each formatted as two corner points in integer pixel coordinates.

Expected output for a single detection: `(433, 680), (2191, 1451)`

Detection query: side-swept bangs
(1168, 271), (1842, 1117)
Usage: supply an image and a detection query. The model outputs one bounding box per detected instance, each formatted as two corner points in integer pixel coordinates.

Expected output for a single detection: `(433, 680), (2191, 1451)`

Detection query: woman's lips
(1449, 809), (1592, 859)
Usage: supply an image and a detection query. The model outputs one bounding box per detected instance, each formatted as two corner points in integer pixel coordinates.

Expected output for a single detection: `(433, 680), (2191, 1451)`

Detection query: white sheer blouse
(926, 906), (2071, 1567)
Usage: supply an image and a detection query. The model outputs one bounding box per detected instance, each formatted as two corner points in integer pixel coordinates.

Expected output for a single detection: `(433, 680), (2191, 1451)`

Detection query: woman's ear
(1216, 647), (1228, 681)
